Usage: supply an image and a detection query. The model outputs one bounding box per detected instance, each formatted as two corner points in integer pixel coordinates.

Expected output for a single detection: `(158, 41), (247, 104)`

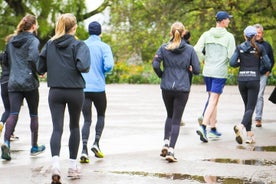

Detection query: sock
(164, 139), (169, 145)
(52, 155), (60, 170)
(69, 159), (77, 169)
(202, 124), (207, 130)
(211, 127), (217, 131)
(168, 147), (174, 153)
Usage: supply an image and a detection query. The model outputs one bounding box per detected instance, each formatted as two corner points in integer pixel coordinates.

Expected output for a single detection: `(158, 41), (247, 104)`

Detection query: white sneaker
(51, 166), (61, 184)
(68, 167), (81, 179)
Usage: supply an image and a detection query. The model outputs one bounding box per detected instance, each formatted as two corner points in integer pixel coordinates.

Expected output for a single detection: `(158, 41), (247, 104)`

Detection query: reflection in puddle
(203, 158), (276, 166)
(237, 145), (276, 152)
(111, 171), (254, 183)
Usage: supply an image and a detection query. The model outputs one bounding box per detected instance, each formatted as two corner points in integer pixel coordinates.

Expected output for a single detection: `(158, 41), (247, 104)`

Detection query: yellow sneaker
(0, 122), (4, 138)
(91, 145), (104, 158)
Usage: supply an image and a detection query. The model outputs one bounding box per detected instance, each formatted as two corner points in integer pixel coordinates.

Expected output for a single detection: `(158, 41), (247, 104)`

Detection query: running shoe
(51, 167), (61, 184)
(197, 115), (203, 126)
(160, 144), (169, 157)
(0, 122), (3, 138)
(165, 152), (177, 162)
(245, 136), (255, 144)
(30, 145), (46, 156)
(80, 153), (90, 163)
(68, 167), (81, 179)
(1, 143), (11, 161)
(233, 125), (243, 144)
(91, 144), (104, 158)
(196, 125), (208, 143)
(208, 129), (222, 139)
(10, 134), (19, 141)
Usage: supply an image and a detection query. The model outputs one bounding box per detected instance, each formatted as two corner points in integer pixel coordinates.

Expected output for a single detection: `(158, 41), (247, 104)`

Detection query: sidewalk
(0, 83), (275, 184)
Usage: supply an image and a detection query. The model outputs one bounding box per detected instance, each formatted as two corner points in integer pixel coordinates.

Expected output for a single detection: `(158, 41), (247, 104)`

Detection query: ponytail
(166, 22), (185, 50)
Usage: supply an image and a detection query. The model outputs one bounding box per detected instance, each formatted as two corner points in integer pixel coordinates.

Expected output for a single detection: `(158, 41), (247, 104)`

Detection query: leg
(91, 92), (106, 158)
(255, 75), (267, 127)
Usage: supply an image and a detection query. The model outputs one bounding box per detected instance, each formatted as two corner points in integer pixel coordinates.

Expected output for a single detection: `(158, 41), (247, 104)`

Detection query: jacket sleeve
(260, 46), (272, 70)
(152, 46), (163, 78)
(37, 43), (48, 75)
(75, 41), (90, 73)
(190, 48), (200, 75)
(230, 47), (240, 67)
(194, 32), (206, 62)
(28, 38), (40, 74)
(103, 44), (114, 74)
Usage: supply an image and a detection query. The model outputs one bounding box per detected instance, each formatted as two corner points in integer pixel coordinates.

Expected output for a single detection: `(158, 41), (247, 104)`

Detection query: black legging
(48, 88), (84, 159)
(238, 81), (260, 131)
(81, 91), (106, 146)
(162, 90), (189, 149)
(4, 89), (39, 146)
(1, 82), (10, 122)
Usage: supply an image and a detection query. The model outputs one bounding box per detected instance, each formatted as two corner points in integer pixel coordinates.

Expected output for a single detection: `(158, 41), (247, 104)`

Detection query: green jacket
(194, 27), (236, 78)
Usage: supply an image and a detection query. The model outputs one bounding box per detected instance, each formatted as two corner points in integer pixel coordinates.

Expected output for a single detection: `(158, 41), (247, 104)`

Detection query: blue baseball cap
(244, 26), (257, 37)
(216, 11), (233, 21)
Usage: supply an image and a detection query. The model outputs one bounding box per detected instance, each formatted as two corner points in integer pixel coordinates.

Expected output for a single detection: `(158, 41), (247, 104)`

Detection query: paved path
(0, 83), (275, 184)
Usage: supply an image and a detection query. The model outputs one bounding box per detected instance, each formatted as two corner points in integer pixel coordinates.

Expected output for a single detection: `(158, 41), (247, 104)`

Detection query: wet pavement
(0, 83), (275, 184)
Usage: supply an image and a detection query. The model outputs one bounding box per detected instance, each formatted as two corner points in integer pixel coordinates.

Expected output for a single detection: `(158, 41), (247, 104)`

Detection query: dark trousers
(4, 89), (39, 146)
(238, 81), (260, 131)
(81, 91), (106, 148)
(48, 88), (84, 159)
(1, 82), (10, 122)
(162, 90), (189, 148)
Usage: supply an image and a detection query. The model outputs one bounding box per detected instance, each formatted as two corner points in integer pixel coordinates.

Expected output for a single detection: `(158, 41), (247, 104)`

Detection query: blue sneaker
(196, 126), (208, 143)
(208, 129), (222, 139)
(30, 145), (46, 156)
(1, 143), (11, 161)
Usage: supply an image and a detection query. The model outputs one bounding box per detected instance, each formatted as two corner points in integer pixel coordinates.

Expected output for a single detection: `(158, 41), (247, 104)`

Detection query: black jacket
(0, 51), (9, 84)
(5, 32), (40, 92)
(257, 40), (274, 74)
(152, 39), (200, 92)
(38, 34), (90, 88)
(230, 41), (271, 81)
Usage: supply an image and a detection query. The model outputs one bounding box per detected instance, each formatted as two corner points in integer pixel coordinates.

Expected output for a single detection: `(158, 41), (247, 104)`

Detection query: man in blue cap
(194, 11), (236, 143)
(80, 21), (114, 163)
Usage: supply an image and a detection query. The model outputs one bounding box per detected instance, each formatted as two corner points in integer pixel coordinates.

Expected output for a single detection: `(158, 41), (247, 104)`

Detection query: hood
(239, 41), (252, 52)
(169, 39), (186, 54)
(53, 34), (75, 48)
(209, 27), (229, 38)
(11, 32), (33, 48)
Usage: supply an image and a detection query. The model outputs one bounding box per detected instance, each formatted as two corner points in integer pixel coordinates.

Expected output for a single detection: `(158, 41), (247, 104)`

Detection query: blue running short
(204, 77), (227, 94)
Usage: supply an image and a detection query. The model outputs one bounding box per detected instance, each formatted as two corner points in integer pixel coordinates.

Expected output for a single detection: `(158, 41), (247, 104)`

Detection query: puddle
(110, 171), (260, 183)
(237, 145), (276, 152)
(203, 158), (276, 166)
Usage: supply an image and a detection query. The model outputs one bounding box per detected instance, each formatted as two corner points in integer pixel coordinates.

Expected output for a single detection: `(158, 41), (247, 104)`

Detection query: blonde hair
(15, 14), (37, 35)
(51, 13), (77, 40)
(166, 22), (185, 50)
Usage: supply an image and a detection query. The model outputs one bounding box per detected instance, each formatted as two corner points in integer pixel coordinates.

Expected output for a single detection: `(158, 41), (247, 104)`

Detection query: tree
(109, 0), (276, 62)
(0, 0), (112, 50)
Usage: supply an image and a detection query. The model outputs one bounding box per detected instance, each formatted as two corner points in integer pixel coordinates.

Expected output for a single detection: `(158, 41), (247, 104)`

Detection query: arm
(229, 47), (240, 67)
(190, 48), (200, 75)
(194, 33), (206, 62)
(37, 44), (47, 75)
(260, 47), (272, 70)
(103, 45), (114, 74)
(75, 41), (91, 73)
(152, 47), (163, 78)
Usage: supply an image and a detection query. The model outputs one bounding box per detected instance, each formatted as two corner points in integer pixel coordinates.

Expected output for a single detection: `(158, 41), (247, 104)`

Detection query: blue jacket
(152, 39), (200, 92)
(82, 35), (114, 92)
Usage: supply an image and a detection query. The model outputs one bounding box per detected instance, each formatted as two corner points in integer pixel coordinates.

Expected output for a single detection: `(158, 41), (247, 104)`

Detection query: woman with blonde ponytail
(38, 13), (90, 183)
(152, 21), (200, 162)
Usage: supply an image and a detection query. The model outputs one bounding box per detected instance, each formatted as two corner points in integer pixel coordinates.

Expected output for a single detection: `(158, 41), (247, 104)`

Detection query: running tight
(162, 90), (189, 149)
(81, 92), (106, 147)
(4, 89), (39, 146)
(238, 81), (260, 131)
(48, 88), (84, 159)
